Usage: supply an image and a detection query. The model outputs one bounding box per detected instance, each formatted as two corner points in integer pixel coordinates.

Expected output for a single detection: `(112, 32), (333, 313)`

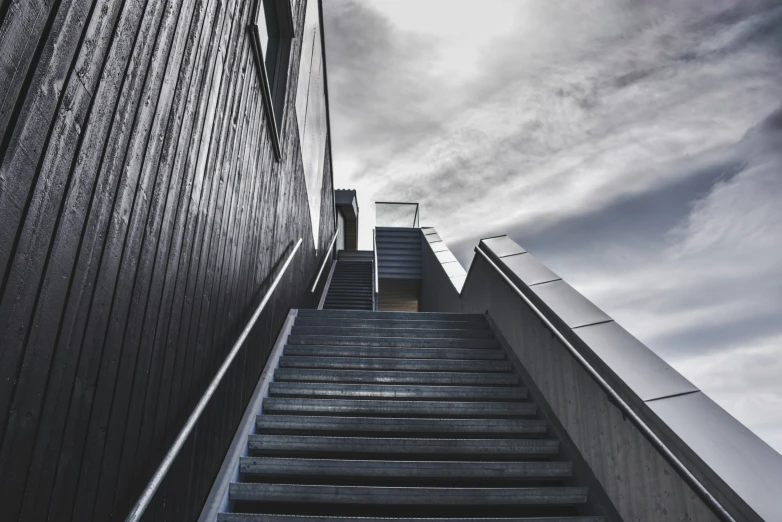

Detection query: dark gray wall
(0, 0), (336, 520)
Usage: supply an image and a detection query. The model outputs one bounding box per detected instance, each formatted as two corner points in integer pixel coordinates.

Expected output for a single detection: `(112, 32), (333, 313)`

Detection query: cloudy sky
(321, 0), (782, 452)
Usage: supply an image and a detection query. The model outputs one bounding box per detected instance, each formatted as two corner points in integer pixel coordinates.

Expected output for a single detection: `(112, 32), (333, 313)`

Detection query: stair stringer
(317, 261), (337, 310)
(198, 309), (298, 521)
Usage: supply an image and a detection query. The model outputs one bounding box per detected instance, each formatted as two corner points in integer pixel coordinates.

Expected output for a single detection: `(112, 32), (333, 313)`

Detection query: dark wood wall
(0, 0), (336, 520)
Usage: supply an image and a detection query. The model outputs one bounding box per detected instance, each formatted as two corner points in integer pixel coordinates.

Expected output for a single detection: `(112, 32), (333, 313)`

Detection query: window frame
(250, 0), (295, 160)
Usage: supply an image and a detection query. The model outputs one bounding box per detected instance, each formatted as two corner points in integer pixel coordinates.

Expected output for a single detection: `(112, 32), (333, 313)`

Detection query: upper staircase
(210, 309), (609, 521)
(322, 251), (374, 311)
(375, 228), (422, 311)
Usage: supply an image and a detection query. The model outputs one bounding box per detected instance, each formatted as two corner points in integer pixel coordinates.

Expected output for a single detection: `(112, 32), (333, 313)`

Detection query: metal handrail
(126, 238), (304, 522)
(372, 229), (379, 311)
(473, 246), (736, 522)
(311, 227), (340, 292)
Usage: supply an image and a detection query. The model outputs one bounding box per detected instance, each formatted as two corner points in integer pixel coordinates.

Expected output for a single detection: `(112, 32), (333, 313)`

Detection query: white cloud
(324, 0), (782, 452)
(674, 335), (782, 452)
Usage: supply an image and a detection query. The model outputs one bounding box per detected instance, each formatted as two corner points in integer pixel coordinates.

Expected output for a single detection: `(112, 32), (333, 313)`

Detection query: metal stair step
(229, 483), (586, 505)
(323, 304), (372, 310)
(277, 356), (512, 372)
(283, 345), (505, 360)
(293, 318), (489, 330)
(239, 457), (572, 481)
(287, 336), (498, 349)
(296, 310), (485, 322)
(262, 398), (536, 417)
(290, 326), (496, 339)
(323, 305), (374, 309)
(273, 368), (520, 385)
(378, 261), (423, 268)
(378, 269), (423, 276)
(255, 415), (547, 437)
(247, 435), (559, 458)
(217, 513), (605, 522)
(375, 252), (422, 260)
(324, 297), (373, 301)
(268, 382), (528, 401)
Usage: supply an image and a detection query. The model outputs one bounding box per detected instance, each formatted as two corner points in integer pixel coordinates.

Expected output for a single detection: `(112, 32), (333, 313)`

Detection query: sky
(321, 0), (782, 452)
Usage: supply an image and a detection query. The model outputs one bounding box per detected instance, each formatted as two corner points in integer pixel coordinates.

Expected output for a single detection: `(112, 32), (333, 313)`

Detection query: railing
(375, 201), (419, 228)
(474, 246), (736, 522)
(373, 228), (379, 311)
(125, 238), (304, 522)
(311, 227), (340, 293)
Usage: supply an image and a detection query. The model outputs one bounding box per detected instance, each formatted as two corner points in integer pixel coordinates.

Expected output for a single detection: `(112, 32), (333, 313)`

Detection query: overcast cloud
(322, 0), (782, 452)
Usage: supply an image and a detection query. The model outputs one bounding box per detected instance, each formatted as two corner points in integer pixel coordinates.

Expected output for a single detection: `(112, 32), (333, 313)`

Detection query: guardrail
(125, 238), (304, 522)
(311, 227), (340, 293)
(474, 245), (736, 522)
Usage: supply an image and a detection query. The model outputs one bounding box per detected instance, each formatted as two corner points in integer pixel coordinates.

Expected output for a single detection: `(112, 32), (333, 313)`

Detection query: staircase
(375, 228), (422, 311)
(322, 251), (374, 310)
(213, 309), (607, 521)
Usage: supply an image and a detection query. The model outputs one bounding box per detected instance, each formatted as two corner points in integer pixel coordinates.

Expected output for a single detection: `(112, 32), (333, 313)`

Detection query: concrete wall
(420, 233), (782, 522)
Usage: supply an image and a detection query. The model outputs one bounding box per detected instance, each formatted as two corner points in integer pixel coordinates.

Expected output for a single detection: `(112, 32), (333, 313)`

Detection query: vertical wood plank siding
(0, 0), (337, 519)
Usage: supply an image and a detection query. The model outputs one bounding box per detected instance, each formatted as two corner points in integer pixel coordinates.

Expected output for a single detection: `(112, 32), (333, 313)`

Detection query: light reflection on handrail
(126, 238), (304, 522)
(474, 246), (736, 522)
(311, 227), (340, 293)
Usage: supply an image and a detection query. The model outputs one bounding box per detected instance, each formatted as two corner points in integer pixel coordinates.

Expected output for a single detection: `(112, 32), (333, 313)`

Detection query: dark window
(251, 0), (294, 159)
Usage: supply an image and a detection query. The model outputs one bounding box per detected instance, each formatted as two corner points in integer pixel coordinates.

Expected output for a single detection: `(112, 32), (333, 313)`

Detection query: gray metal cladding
(475, 234), (782, 522)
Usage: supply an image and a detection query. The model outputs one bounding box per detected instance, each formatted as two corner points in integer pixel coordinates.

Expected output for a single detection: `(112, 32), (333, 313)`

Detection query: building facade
(0, 0), (336, 520)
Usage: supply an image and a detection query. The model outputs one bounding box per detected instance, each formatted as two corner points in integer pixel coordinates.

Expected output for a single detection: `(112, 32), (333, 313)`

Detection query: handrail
(310, 227), (340, 293)
(474, 246), (737, 522)
(372, 229), (379, 311)
(126, 238), (304, 522)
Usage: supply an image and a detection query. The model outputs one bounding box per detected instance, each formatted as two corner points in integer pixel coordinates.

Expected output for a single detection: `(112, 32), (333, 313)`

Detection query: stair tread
(273, 368), (520, 385)
(268, 382), (527, 401)
(217, 513), (605, 522)
(255, 415), (547, 435)
(229, 483), (587, 505)
(248, 435), (559, 457)
(296, 310), (485, 321)
(287, 336), (498, 348)
(283, 345), (505, 360)
(293, 319), (488, 329)
(262, 398), (536, 417)
(240, 457), (571, 478)
(291, 327), (495, 339)
(277, 356), (512, 372)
